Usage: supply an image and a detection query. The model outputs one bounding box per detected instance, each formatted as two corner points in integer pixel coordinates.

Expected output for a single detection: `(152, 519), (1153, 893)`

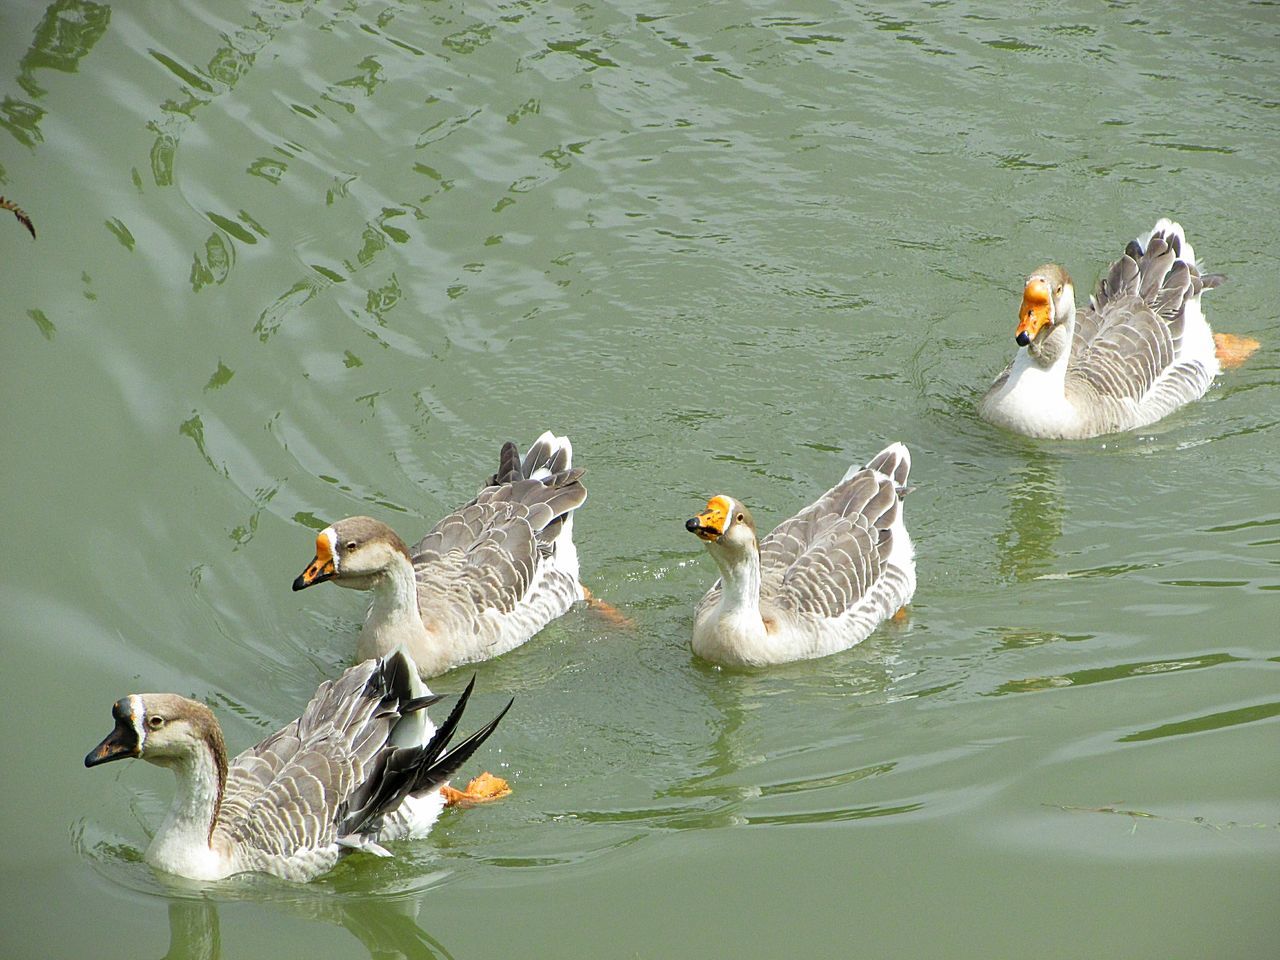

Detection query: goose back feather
(691, 443), (915, 666)
(980, 218), (1222, 438)
(87, 650), (511, 882)
(295, 432), (587, 677)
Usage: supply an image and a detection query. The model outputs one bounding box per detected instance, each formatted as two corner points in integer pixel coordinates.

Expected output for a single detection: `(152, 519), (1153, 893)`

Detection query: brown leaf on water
(0, 196), (35, 239)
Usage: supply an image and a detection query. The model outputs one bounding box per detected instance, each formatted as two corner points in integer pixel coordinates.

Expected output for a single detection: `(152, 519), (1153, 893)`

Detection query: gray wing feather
(521, 435), (572, 477)
(215, 653), (482, 865)
(699, 450), (909, 622)
(1068, 230), (1206, 408)
(409, 471), (586, 623)
(218, 660), (395, 857)
(763, 472), (897, 619)
(487, 441), (523, 487)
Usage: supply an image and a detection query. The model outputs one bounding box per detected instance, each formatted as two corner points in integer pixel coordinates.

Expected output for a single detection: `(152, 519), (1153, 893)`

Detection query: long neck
(148, 743), (226, 869)
(358, 554), (447, 672)
(710, 543), (766, 635)
(1011, 307), (1074, 394)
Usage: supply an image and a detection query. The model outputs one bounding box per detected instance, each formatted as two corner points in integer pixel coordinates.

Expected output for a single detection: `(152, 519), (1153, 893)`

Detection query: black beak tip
(85, 745), (125, 768)
(685, 518), (700, 533)
(1015, 331), (1031, 347)
(292, 574), (309, 592)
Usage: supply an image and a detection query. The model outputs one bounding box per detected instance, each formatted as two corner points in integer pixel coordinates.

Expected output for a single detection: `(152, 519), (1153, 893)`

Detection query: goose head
(1015, 264), (1075, 347)
(292, 517), (413, 593)
(85, 694), (224, 770)
(686, 495), (759, 559)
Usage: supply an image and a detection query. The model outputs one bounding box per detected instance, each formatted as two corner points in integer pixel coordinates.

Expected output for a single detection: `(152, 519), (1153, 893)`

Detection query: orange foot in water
(891, 606), (910, 625)
(1214, 332), (1260, 370)
(441, 771), (512, 807)
(582, 584), (635, 628)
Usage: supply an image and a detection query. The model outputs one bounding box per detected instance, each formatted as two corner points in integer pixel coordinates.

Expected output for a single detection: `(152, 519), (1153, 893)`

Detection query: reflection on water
(161, 894), (457, 960)
(140, 0), (307, 191)
(162, 900), (219, 960)
(993, 446), (1063, 582)
(3, 0), (110, 149)
(985, 651), (1244, 697)
(986, 627), (1093, 651)
(561, 639), (912, 831)
(76, 821), (459, 960)
(1118, 699), (1280, 744)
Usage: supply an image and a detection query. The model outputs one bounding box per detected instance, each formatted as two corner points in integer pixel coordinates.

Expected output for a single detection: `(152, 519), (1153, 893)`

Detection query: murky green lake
(2, 1), (1277, 957)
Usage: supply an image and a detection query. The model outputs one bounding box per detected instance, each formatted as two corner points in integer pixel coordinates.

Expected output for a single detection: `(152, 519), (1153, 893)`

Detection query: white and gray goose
(686, 443), (916, 668)
(979, 218), (1255, 439)
(85, 650), (511, 882)
(294, 431), (587, 678)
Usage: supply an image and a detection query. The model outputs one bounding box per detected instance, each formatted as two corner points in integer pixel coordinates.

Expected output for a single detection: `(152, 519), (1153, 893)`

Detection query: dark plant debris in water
(1, 196), (36, 239)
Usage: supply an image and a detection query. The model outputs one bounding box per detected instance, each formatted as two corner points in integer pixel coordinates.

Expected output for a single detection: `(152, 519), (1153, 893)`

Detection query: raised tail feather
(520, 431), (573, 479)
(336, 674), (513, 839)
(480, 432), (585, 551)
(864, 442), (911, 486)
(1091, 219), (1213, 357)
(487, 431), (574, 487)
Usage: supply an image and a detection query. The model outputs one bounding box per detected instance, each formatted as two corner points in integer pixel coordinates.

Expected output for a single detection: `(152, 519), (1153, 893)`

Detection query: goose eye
(1055, 284), (1062, 294)
(735, 513), (745, 523)
(345, 541), (357, 551)
(148, 715), (165, 729)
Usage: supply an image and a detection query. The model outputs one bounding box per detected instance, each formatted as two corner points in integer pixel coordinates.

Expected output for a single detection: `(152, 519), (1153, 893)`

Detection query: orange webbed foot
(581, 584), (635, 628)
(1214, 332), (1260, 370)
(441, 771), (511, 807)
(891, 606), (910, 625)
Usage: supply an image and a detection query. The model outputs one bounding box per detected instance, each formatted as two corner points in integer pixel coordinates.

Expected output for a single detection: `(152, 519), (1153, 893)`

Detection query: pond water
(1, 1), (1277, 957)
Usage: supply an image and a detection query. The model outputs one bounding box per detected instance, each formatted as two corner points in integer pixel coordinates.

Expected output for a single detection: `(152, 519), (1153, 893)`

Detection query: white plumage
(980, 219), (1226, 439)
(85, 650), (510, 882)
(686, 443), (916, 667)
(294, 432), (586, 678)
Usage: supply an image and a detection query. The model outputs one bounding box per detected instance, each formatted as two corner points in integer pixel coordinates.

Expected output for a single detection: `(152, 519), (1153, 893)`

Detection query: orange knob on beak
(1015, 278), (1053, 346)
(686, 496), (731, 542)
(293, 532), (336, 590)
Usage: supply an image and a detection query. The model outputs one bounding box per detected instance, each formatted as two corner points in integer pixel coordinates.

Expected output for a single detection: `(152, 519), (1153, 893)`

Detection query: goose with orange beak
(685, 444), (916, 667)
(293, 431), (587, 678)
(979, 218), (1259, 439)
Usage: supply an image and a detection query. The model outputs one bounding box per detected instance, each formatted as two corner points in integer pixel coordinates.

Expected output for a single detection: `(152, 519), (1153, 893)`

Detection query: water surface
(2, 1), (1278, 957)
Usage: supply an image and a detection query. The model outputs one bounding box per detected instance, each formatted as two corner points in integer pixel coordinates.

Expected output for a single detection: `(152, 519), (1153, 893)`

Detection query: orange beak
(1015, 278), (1054, 346)
(686, 496), (731, 542)
(292, 532), (335, 591)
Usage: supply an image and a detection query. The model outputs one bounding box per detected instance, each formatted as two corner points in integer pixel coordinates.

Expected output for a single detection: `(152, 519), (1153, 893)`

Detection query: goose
(294, 432), (587, 678)
(979, 218), (1258, 439)
(85, 649), (512, 883)
(685, 443), (915, 667)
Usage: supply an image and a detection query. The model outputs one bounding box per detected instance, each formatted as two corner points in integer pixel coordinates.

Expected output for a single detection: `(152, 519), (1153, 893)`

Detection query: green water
(2, 1), (1278, 957)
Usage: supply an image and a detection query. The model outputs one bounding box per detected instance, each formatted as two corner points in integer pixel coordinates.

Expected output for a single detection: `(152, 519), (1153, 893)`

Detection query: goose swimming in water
(294, 432), (587, 678)
(979, 218), (1258, 439)
(85, 650), (511, 882)
(686, 443), (915, 668)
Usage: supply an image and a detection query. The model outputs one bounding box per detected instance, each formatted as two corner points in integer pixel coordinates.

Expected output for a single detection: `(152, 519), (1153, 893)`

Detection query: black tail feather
(409, 697), (514, 795)
(337, 676), (511, 838)
(401, 693), (445, 715)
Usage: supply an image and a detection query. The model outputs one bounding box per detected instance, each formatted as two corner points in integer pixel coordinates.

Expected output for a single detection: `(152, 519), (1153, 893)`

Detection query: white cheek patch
(321, 526), (339, 572)
(129, 694), (146, 746)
